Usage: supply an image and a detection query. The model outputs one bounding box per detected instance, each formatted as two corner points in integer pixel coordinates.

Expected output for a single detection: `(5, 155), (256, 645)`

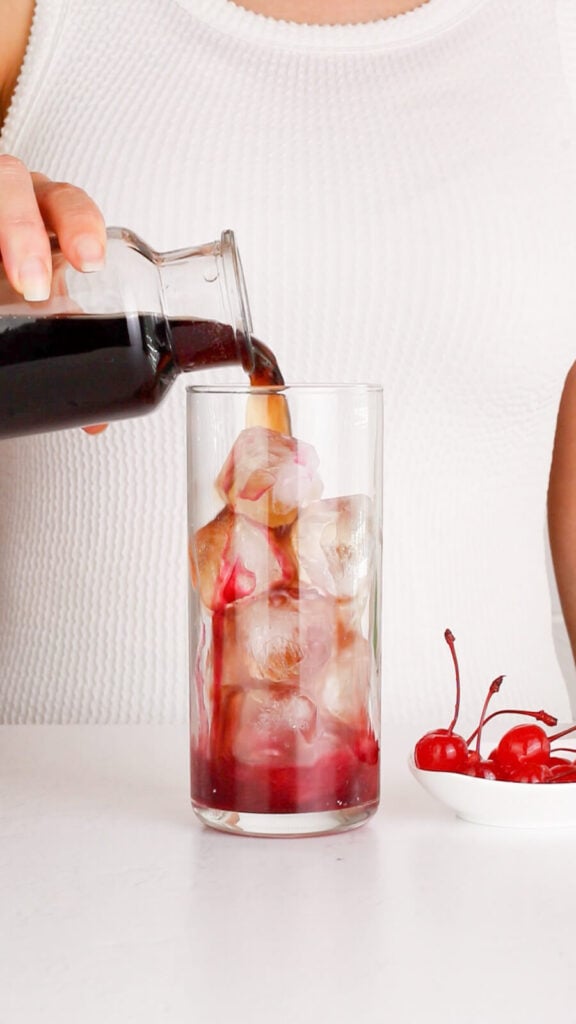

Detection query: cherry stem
(466, 707), (557, 747)
(471, 676), (504, 756)
(551, 747), (576, 755)
(444, 629), (460, 734)
(546, 768), (576, 783)
(549, 723), (576, 743)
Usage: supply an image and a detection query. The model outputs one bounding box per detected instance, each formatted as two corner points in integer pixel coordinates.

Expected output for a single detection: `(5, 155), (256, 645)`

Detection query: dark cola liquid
(0, 313), (283, 439)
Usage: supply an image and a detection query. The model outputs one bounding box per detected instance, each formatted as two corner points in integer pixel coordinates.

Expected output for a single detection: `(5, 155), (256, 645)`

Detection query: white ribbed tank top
(2, 0), (576, 726)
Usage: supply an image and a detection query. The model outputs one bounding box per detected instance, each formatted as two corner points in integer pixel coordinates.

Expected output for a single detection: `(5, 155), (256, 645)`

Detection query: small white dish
(409, 756), (576, 828)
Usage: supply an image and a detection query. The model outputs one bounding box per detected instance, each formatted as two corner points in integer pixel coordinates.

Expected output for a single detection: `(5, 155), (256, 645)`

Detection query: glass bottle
(0, 227), (258, 438)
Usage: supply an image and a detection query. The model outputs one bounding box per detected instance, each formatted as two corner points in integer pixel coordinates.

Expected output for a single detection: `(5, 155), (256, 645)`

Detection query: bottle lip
(105, 227), (255, 375)
(187, 383), (383, 394)
(219, 230), (255, 375)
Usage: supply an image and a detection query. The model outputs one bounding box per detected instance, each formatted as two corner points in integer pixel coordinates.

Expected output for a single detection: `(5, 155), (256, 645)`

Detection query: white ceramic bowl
(409, 756), (576, 828)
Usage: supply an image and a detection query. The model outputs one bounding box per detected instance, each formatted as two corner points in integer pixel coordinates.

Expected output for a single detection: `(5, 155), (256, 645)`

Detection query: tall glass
(187, 384), (383, 837)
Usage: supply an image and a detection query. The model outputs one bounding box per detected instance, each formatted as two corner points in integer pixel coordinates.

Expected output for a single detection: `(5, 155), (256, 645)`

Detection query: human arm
(548, 360), (576, 663)
(0, 0), (106, 300)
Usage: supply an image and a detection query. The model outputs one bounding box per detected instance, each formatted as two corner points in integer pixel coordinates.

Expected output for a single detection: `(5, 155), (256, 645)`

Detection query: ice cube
(314, 630), (373, 731)
(216, 426), (323, 528)
(216, 684), (318, 765)
(189, 506), (295, 611)
(220, 587), (336, 687)
(292, 495), (375, 603)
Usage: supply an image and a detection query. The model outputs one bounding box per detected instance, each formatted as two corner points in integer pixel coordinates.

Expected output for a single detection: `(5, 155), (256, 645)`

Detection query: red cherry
(415, 629), (576, 787)
(493, 724), (550, 767)
(504, 761), (552, 784)
(414, 729), (469, 772)
(465, 758), (500, 780)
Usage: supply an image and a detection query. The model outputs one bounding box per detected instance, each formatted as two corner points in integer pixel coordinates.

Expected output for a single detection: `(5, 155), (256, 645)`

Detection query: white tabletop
(1, 724), (576, 1024)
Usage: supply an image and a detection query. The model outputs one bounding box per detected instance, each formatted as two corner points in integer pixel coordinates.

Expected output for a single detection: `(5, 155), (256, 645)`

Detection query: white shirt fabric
(1, 0), (576, 728)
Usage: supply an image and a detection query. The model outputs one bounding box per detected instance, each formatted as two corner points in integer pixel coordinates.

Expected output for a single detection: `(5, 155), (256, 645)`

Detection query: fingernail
(19, 257), (51, 302)
(82, 423), (108, 435)
(75, 234), (104, 272)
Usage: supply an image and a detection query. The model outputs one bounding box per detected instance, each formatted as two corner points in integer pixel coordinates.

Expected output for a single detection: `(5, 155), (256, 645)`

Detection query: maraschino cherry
(414, 629), (576, 784)
(494, 722), (576, 781)
(413, 630), (469, 772)
(548, 747), (576, 767)
(504, 762), (552, 784)
(493, 723), (551, 769)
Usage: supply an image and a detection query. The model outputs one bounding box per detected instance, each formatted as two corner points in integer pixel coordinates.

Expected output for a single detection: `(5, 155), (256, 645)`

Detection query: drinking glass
(187, 383), (383, 837)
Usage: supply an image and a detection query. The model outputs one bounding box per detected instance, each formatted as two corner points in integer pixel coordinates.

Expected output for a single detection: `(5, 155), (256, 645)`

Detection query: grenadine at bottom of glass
(190, 745), (380, 836)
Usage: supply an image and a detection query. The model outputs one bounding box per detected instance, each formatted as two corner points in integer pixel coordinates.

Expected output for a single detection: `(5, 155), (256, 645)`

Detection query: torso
(1, 0), (576, 724)
(0, 0), (35, 129)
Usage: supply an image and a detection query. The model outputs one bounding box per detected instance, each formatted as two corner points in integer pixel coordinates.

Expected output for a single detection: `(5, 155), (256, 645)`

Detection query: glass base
(192, 801), (378, 837)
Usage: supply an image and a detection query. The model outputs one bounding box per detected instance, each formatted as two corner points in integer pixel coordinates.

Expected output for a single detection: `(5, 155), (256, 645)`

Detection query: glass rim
(186, 382), (383, 395)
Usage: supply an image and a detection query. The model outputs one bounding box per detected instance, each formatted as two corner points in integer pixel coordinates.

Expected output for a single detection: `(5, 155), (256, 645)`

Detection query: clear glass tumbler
(187, 384), (383, 837)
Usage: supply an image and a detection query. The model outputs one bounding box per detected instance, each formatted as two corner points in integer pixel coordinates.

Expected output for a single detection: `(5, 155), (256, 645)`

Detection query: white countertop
(2, 724), (576, 1024)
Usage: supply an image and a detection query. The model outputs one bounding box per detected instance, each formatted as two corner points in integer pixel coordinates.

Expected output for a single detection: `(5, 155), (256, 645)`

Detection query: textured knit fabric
(1, 0), (576, 726)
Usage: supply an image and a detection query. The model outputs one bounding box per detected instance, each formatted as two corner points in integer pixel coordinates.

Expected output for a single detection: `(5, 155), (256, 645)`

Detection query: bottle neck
(157, 231), (254, 373)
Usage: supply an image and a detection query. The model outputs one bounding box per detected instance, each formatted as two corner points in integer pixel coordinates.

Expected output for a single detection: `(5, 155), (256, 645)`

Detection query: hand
(0, 155), (106, 301)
